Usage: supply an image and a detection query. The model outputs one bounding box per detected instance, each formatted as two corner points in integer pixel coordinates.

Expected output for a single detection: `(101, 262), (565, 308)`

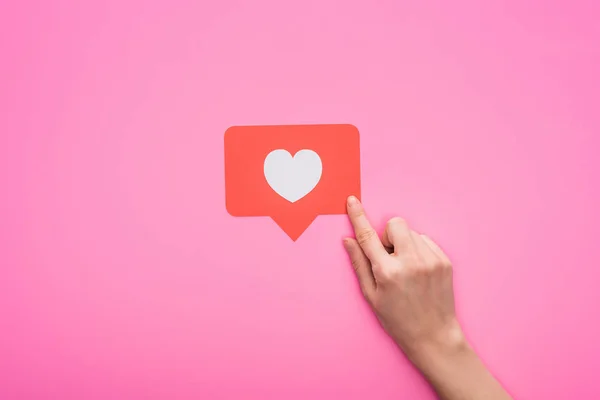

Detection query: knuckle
(413, 265), (432, 276)
(350, 257), (363, 272)
(376, 263), (402, 283)
(425, 262), (438, 273)
(372, 262), (387, 279)
(378, 270), (394, 284)
(432, 260), (446, 271)
(406, 258), (432, 276)
(387, 216), (407, 228)
(441, 260), (453, 271)
(402, 254), (421, 268)
(428, 258), (452, 272)
(417, 259), (453, 275)
(371, 262), (384, 275)
(390, 268), (404, 281)
(356, 228), (377, 246)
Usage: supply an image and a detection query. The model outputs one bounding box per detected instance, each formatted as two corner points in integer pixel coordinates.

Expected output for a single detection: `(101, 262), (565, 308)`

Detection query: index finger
(346, 196), (388, 262)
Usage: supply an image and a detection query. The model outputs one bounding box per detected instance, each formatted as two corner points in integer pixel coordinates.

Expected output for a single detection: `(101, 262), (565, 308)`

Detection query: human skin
(343, 196), (512, 400)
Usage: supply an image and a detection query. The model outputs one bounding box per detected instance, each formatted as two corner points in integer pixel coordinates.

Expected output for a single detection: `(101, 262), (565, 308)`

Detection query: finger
(385, 217), (414, 256)
(421, 234), (452, 265)
(346, 196), (388, 262)
(380, 230), (394, 254)
(343, 238), (376, 298)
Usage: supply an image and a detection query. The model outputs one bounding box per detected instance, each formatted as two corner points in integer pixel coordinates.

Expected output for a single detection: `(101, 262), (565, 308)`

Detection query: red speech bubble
(224, 124), (361, 240)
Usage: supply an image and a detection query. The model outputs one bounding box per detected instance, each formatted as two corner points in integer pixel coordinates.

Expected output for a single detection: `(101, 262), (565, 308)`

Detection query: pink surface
(1, 1), (599, 399)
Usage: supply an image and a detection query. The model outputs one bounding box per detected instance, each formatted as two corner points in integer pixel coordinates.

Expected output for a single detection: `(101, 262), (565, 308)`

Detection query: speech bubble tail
(270, 213), (317, 241)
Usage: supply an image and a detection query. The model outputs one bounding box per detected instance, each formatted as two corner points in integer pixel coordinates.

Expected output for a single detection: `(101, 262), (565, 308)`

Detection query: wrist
(404, 320), (472, 375)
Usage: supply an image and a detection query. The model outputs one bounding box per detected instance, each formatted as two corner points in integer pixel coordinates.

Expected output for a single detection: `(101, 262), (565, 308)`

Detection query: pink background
(1, 1), (599, 399)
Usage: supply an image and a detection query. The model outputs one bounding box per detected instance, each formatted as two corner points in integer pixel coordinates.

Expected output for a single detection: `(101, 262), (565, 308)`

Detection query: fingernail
(347, 195), (359, 207)
(342, 238), (352, 250)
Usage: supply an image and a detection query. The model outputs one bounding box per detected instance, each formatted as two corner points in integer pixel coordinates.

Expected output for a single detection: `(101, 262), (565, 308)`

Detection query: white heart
(263, 149), (322, 203)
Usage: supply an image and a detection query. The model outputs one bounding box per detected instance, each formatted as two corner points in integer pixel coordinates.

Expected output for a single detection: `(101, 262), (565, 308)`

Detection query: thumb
(343, 238), (376, 299)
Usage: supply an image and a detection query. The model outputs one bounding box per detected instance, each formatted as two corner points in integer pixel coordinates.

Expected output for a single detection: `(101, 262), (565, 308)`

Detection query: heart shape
(263, 149), (322, 203)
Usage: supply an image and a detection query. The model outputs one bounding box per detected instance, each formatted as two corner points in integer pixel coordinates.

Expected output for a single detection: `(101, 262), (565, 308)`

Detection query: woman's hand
(343, 195), (463, 365)
(343, 196), (511, 400)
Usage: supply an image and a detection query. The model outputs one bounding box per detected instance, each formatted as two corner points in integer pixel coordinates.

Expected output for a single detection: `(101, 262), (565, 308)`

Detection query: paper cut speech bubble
(224, 124), (361, 240)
